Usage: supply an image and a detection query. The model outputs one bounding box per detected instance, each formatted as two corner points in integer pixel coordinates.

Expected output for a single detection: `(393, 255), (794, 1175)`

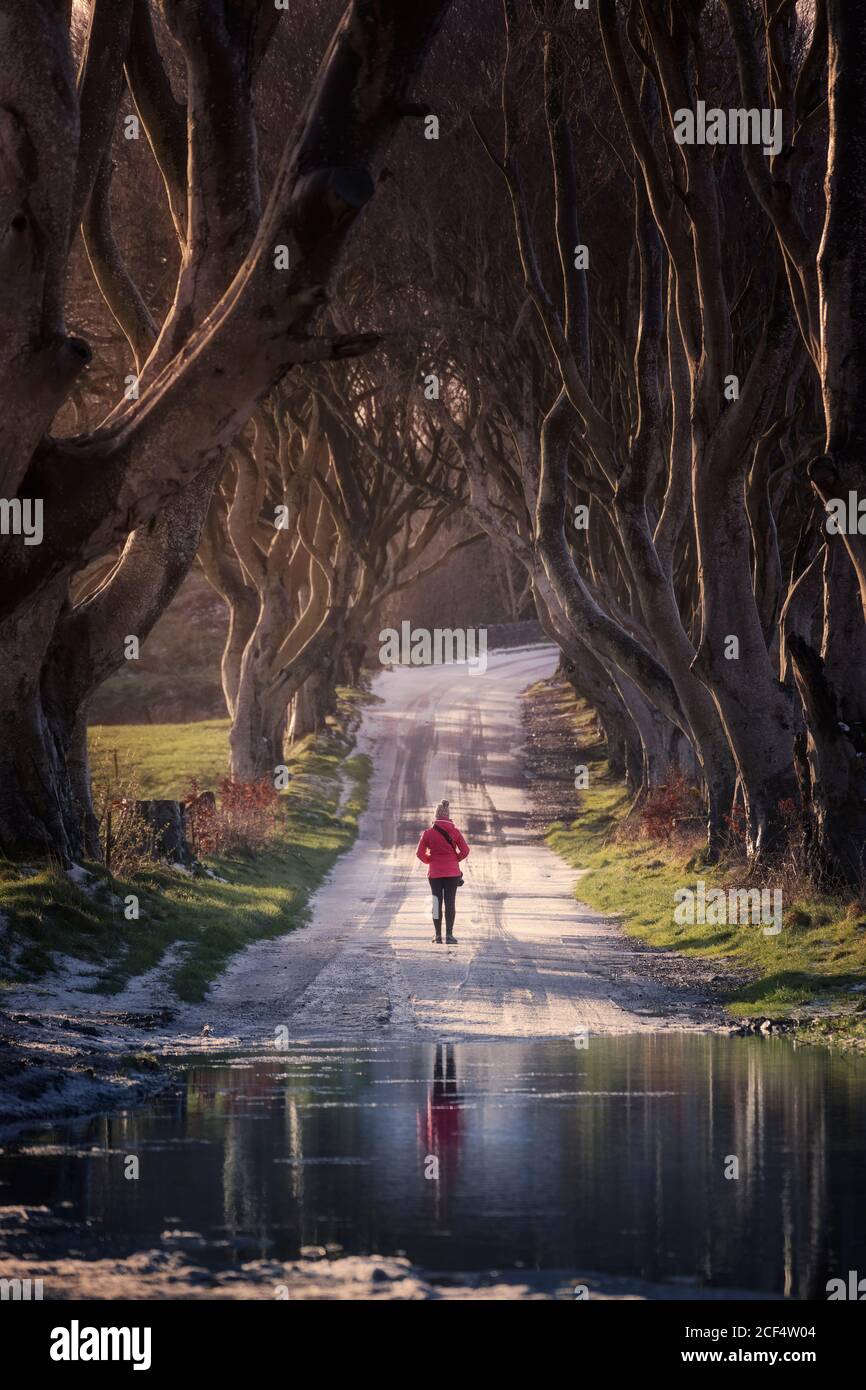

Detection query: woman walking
(416, 799), (470, 945)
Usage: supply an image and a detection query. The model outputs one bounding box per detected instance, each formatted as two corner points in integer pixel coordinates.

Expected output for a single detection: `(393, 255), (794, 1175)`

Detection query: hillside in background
(89, 571), (228, 726)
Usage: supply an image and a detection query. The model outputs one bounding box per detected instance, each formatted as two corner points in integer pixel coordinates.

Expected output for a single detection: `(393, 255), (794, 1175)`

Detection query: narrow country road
(189, 645), (709, 1043)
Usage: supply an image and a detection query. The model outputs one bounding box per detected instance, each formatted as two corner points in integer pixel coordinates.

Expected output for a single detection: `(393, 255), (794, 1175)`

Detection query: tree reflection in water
(4, 1037), (866, 1298)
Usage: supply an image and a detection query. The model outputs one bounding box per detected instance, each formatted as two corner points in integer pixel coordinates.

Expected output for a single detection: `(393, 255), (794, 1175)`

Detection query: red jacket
(416, 818), (470, 879)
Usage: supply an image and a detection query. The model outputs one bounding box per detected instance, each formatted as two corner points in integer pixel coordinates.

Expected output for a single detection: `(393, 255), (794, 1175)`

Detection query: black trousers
(430, 876), (459, 933)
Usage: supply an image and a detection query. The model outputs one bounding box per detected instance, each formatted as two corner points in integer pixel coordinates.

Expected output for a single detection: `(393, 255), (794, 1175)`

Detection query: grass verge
(0, 695), (372, 1003)
(534, 681), (866, 1043)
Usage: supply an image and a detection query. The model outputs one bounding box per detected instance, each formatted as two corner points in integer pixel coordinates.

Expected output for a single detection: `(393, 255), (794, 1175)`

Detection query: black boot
(445, 932), (457, 944)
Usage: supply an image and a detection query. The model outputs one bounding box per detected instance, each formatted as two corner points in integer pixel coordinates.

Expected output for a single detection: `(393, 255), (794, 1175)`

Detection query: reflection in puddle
(2, 1035), (866, 1298)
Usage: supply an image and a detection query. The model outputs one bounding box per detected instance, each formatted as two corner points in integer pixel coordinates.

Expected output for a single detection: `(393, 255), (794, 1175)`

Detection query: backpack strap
(432, 824), (456, 850)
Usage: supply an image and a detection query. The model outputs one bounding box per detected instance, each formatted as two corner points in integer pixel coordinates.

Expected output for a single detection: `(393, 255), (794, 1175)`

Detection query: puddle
(2, 1035), (865, 1297)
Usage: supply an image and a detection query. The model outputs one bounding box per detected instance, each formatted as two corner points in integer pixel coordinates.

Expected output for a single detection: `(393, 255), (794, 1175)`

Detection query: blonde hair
(435, 799), (451, 820)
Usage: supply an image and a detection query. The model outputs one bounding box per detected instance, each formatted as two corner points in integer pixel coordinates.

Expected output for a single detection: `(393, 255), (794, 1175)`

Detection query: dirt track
(174, 645), (714, 1045)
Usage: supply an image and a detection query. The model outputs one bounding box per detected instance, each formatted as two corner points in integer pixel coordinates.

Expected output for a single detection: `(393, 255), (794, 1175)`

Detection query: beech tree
(199, 375), (465, 780)
(0, 0), (449, 860)
(522, 0), (864, 881)
(722, 0), (866, 883)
